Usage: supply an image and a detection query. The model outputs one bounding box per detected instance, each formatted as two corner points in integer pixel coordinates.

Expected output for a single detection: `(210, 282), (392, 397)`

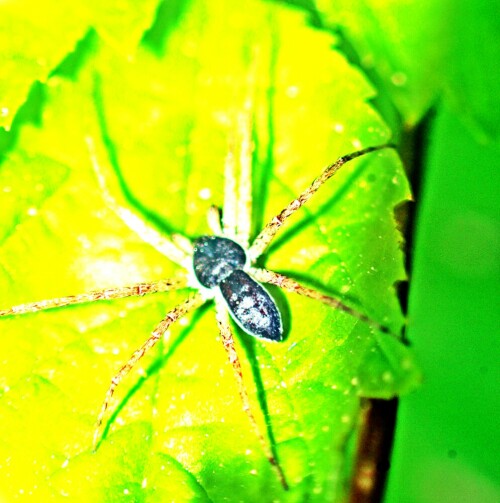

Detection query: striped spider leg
(245, 143), (397, 336)
(0, 136), (205, 453)
(207, 109), (290, 489)
(85, 136), (208, 451)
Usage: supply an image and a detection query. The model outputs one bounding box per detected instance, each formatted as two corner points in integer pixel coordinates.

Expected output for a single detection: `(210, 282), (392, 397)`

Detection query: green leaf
(385, 101), (500, 503)
(442, 0), (500, 141)
(314, 0), (500, 140)
(315, 0), (446, 127)
(0, 0), (159, 130)
(0, 0), (420, 500)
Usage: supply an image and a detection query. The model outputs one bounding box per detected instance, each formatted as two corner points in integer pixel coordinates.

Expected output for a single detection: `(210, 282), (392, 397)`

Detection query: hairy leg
(251, 268), (393, 335)
(222, 138), (238, 240)
(0, 278), (187, 317)
(235, 107), (253, 248)
(93, 293), (205, 450)
(214, 297), (288, 490)
(86, 136), (191, 268)
(207, 205), (223, 235)
(248, 144), (395, 262)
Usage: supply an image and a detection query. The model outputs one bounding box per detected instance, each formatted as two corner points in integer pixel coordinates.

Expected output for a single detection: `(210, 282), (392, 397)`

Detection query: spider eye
(220, 270), (283, 342)
(193, 236), (247, 288)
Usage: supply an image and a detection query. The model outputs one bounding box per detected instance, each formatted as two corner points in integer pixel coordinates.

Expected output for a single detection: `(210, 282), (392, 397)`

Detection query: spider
(0, 112), (395, 490)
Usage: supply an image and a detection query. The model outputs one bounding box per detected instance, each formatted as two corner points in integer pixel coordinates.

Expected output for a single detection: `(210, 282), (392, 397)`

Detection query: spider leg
(207, 205), (223, 235)
(222, 106), (253, 247)
(248, 144), (396, 262)
(93, 293), (205, 451)
(251, 268), (394, 336)
(214, 297), (288, 490)
(172, 233), (194, 255)
(222, 139), (238, 240)
(0, 278), (187, 317)
(235, 106), (253, 248)
(85, 136), (191, 269)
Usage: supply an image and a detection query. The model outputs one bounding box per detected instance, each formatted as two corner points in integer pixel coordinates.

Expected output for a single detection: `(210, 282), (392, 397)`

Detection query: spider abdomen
(220, 269), (283, 342)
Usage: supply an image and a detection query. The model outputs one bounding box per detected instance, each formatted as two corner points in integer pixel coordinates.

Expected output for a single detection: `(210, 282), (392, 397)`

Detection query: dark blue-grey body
(193, 236), (283, 341)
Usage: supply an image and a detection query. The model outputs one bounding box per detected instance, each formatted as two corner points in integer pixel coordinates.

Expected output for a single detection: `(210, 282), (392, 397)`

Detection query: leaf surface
(0, 0), (419, 501)
(0, 0), (159, 129)
(315, 0), (500, 140)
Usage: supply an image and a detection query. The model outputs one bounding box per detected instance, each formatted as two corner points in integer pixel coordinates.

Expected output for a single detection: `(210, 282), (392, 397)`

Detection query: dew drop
(391, 71), (408, 86)
(198, 187), (212, 200)
(341, 414), (351, 424)
(382, 371), (394, 383)
(286, 85), (299, 98)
